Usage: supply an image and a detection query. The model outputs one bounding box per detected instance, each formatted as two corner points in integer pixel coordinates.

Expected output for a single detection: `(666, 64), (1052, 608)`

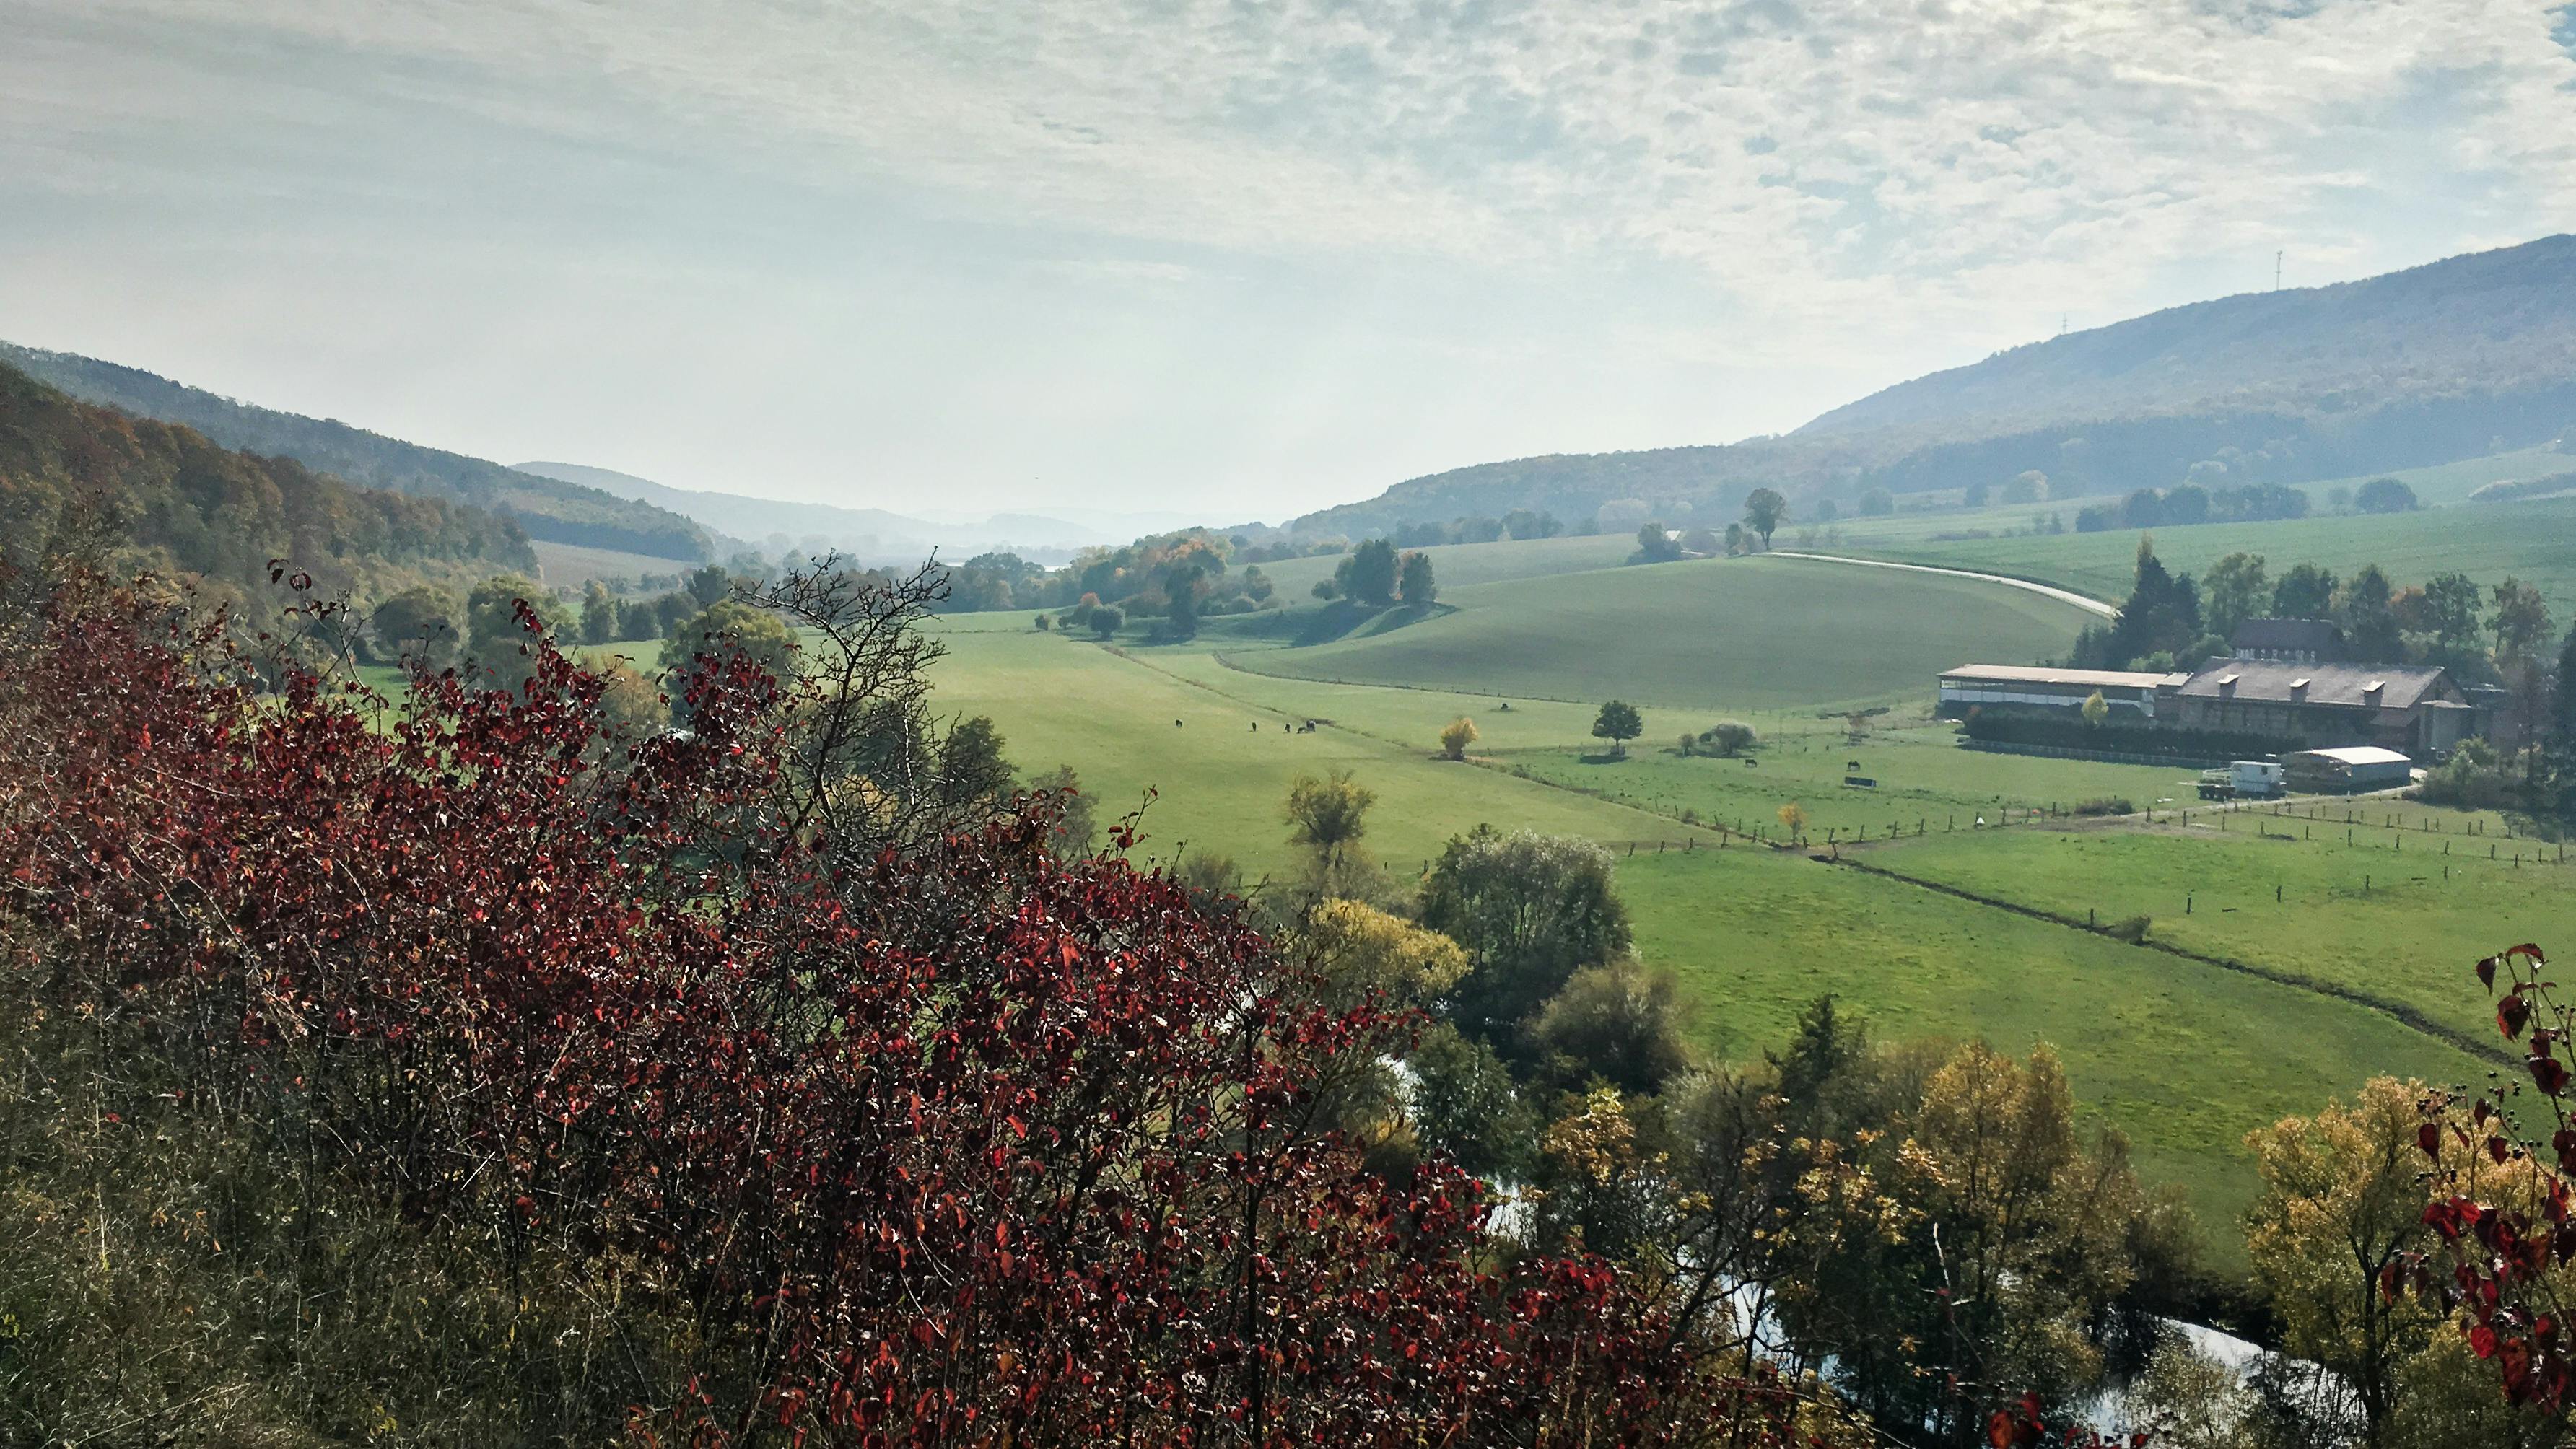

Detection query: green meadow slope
(1226, 553), (2095, 712)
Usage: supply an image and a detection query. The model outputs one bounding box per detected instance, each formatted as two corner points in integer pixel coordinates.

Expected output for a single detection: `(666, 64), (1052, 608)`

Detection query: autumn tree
(1438, 715), (1478, 760)
(1777, 802), (1807, 839)
(2082, 690), (2110, 727)
(1283, 767), (1376, 884)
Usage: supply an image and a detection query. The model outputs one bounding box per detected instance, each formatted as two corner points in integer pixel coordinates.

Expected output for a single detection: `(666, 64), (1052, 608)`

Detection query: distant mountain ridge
(1292, 235), (2576, 538)
(0, 344), (713, 562)
(1801, 234), (2576, 440)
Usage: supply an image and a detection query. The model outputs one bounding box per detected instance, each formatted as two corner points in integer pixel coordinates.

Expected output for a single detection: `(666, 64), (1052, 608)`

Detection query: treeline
(2071, 479), (2314, 532)
(1, 343), (712, 561)
(2069, 535), (2556, 691)
(0, 358), (537, 610)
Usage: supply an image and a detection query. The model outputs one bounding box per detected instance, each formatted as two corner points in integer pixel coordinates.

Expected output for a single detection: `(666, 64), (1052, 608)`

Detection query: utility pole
(2274, 250), (2282, 290)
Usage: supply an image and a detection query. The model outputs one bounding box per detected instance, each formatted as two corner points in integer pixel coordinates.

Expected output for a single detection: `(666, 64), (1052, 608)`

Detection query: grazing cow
(1743, 757), (1758, 768)
(1174, 719), (1184, 728)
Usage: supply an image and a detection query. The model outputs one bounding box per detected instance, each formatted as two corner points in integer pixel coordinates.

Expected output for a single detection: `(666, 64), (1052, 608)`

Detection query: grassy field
(1254, 532), (1633, 597)
(532, 538), (699, 587)
(1833, 494), (2576, 616)
(1619, 847), (2483, 1248)
(1225, 553), (2095, 712)
(1853, 811), (2576, 1056)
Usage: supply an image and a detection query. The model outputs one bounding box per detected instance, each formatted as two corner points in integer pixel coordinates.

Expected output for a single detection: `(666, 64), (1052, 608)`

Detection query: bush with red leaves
(2389, 942), (2576, 1415)
(0, 571), (1839, 1445)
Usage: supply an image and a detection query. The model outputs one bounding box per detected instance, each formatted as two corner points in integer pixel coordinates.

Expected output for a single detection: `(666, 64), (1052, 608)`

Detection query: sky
(4, 0), (2575, 524)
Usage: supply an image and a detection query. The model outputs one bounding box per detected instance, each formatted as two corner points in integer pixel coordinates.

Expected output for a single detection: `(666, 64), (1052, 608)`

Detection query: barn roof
(2173, 658), (2453, 710)
(1939, 664), (2176, 688)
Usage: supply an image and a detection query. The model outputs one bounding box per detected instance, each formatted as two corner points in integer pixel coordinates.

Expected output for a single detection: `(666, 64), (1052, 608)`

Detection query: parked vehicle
(2196, 758), (2285, 800)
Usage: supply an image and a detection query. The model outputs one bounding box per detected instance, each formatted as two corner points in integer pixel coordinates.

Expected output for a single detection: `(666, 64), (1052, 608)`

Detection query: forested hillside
(1291, 235), (2576, 537)
(0, 357), (537, 601)
(0, 344), (711, 561)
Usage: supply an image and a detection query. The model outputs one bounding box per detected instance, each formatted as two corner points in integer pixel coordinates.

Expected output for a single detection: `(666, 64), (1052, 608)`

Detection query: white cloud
(6, 0), (2574, 512)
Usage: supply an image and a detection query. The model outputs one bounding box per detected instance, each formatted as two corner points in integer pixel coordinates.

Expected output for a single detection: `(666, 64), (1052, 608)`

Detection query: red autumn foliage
(2393, 941), (2576, 1413)
(0, 571), (1833, 1445)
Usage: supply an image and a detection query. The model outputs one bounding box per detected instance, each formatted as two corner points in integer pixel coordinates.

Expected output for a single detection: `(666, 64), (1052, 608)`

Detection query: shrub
(0, 571), (1811, 1445)
(1698, 720), (1758, 756)
(2105, 915), (2153, 944)
(1439, 715), (1480, 760)
(2071, 797), (2134, 817)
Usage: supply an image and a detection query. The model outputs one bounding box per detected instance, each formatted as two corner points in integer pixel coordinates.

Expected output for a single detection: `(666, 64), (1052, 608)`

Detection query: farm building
(1936, 664), (2180, 719)
(2162, 660), (2476, 756)
(2283, 745), (2416, 794)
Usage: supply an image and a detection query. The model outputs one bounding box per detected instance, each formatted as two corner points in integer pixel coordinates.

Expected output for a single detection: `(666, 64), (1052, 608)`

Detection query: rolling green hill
(1225, 553), (2093, 712)
(0, 344), (712, 562)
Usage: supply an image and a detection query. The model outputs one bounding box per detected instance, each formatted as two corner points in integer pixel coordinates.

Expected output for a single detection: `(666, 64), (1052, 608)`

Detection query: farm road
(1768, 551), (2118, 618)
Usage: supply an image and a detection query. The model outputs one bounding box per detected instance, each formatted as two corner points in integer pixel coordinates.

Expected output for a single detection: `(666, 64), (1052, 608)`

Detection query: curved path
(1767, 551), (2117, 618)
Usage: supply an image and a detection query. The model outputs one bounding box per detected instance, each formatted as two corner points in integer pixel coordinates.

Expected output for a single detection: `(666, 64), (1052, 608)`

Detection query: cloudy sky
(5, 0), (2574, 522)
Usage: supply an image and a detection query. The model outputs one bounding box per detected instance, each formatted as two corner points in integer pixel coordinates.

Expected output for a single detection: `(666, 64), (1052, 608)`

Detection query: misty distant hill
(1293, 235), (2576, 538)
(516, 461), (1184, 564)
(1804, 235), (2576, 441)
(0, 344), (712, 562)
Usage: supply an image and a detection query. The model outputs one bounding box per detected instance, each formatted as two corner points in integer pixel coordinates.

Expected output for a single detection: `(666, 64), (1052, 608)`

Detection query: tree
(1398, 550), (1438, 607)
(1033, 612), (1052, 631)
(1527, 961), (1692, 1095)
(1633, 522), (1682, 564)
(657, 598), (799, 716)
(617, 597), (664, 640)
(1438, 716), (1479, 760)
(1027, 764), (1097, 856)
(1297, 898), (1470, 1011)
(2355, 477), (2420, 515)
(2407, 572), (2487, 670)
(465, 574), (552, 691)
(2274, 562), (2341, 620)
(1418, 827), (1630, 1043)
(372, 585), (463, 668)
(683, 563), (734, 607)
(1859, 487), (1895, 517)
(1283, 768), (1376, 875)
(1592, 699), (1643, 756)
(2081, 690), (2110, 727)
(1699, 720), (1757, 756)
(1724, 522), (1747, 556)
(1776, 802), (1806, 839)
(2492, 577), (2553, 670)
(2199, 551), (2269, 640)
(1742, 489), (1788, 549)
(2336, 565), (2402, 662)
(1680, 526), (1721, 554)
(1812, 497), (1838, 524)
(1963, 480), (1992, 508)
(1340, 538), (1399, 607)
(1163, 562), (1205, 638)
(580, 579), (620, 644)
(2243, 1078), (2448, 1446)
(1089, 605), (1122, 639)
(1405, 1022), (1537, 1180)
(2002, 470), (2048, 504)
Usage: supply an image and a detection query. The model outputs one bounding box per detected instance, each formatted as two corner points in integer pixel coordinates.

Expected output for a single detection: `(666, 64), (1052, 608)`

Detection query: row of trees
(2071, 536), (2556, 693)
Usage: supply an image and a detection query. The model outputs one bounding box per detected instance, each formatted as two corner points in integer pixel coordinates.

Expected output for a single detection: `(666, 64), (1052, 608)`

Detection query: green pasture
(1490, 722), (2204, 841)
(1253, 532), (1633, 597)
(1854, 810), (2576, 1056)
(919, 626), (1713, 880)
(1835, 494), (2576, 617)
(1225, 553), (2094, 712)
(1620, 846), (2483, 1252)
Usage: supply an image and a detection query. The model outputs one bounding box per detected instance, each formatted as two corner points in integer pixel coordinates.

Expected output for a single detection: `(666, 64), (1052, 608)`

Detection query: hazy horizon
(7, 0), (2574, 523)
